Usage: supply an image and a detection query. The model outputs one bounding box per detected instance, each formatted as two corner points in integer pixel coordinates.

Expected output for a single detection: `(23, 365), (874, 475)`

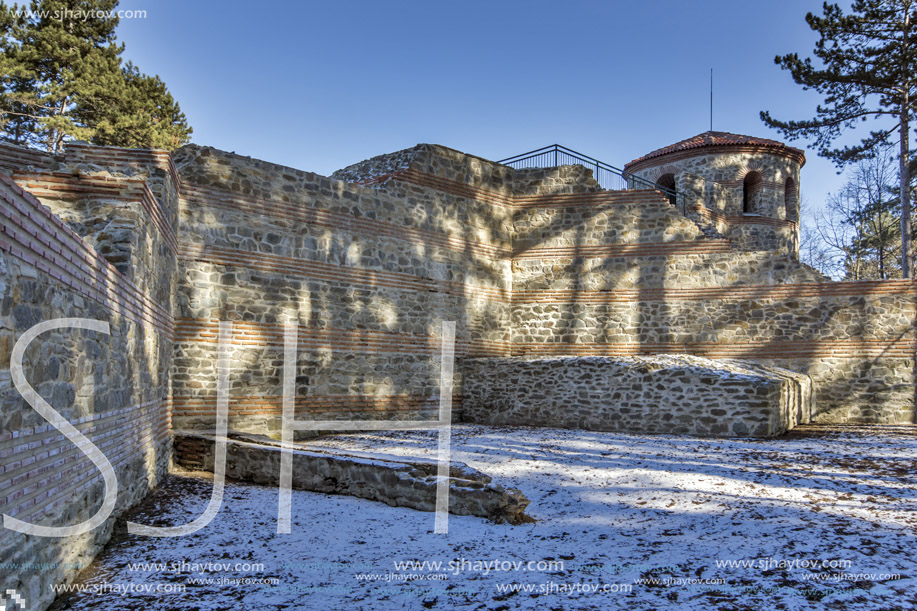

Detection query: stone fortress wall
(0, 134), (915, 607)
(0, 144), (176, 609)
(167, 143), (514, 435)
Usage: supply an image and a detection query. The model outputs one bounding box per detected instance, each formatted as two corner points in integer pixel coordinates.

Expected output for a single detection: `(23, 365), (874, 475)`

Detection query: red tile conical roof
(625, 131), (805, 169)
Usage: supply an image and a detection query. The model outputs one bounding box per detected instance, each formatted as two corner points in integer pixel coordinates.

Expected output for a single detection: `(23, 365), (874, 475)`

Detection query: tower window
(785, 177), (798, 221)
(743, 171), (763, 214)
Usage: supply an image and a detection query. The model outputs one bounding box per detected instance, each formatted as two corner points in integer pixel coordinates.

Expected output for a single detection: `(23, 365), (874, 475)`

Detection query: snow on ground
(51, 424), (917, 610)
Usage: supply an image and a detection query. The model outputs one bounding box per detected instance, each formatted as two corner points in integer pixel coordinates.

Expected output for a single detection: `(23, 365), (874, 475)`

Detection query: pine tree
(0, 0), (191, 152)
(761, 0), (916, 278)
(76, 62), (191, 150)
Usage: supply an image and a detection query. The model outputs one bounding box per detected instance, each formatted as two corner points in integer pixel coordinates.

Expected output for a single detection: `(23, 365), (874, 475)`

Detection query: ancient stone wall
(674, 171), (799, 254)
(463, 355), (813, 437)
(169, 144), (514, 435)
(166, 141), (912, 428)
(513, 190), (704, 252)
(511, 280), (915, 423)
(511, 165), (603, 196)
(0, 143), (175, 609)
(508, 172), (913, 423)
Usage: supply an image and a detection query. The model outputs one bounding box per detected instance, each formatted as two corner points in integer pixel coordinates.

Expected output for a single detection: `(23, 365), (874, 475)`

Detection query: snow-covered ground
(51, 424), (917, 610)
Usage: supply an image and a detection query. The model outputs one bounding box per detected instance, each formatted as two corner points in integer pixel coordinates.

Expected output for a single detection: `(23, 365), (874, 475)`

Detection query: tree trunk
(901, 8), (914, 279)
(901, 97), (913, 278)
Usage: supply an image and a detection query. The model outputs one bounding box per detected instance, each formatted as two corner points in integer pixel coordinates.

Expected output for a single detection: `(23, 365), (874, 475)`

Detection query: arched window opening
(656, 173), (677, 207)
(743, 171), (763, 214)
(784, 177), (798, 221)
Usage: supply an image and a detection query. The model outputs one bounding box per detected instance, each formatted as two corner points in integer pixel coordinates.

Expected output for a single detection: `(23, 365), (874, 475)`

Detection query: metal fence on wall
(498, 144), (684, 213)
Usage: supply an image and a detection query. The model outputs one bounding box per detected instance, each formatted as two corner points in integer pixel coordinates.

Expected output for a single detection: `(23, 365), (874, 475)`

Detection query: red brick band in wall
(512, 190), (674, 209)
(140, 182), (179, 250)
(177, 243), (510, 303)
(170, 393), (461, 418)
(624, 144), (805, 172)
(388, 168), (516, 208)
(0, 399), (169, 547)
(512, 338), (917, 359)
(716, 178), (790, 192)
(389, 168), (680, 212)
(61, 143), (181, 193)
(0, 145), (55, 173)
(513, 239), (733, 260)
(692, 204), (797, 229)
(174, 318), (511, 357)
(513, 279), (917, 304)
(13, 172), (179, 253)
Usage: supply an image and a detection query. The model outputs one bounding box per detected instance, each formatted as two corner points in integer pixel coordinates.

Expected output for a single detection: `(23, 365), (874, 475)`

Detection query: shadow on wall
(504, 161), (915, 426)
(171, 144), (515, 435)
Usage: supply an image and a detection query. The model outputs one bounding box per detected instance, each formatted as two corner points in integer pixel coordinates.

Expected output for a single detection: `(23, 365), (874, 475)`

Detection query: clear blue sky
(116, 0), (854, 222)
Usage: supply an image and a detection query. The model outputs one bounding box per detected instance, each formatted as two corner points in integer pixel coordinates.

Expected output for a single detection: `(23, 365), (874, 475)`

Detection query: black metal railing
(498, 144), (684, 213)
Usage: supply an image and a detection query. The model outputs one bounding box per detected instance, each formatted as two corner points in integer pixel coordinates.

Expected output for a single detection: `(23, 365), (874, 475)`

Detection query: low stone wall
(462, 355), (813, 438)
(173, 432), (532, 525)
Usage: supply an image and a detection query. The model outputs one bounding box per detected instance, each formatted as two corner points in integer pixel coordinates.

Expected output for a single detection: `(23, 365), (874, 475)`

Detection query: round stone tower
(623, 131), (805, 254)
